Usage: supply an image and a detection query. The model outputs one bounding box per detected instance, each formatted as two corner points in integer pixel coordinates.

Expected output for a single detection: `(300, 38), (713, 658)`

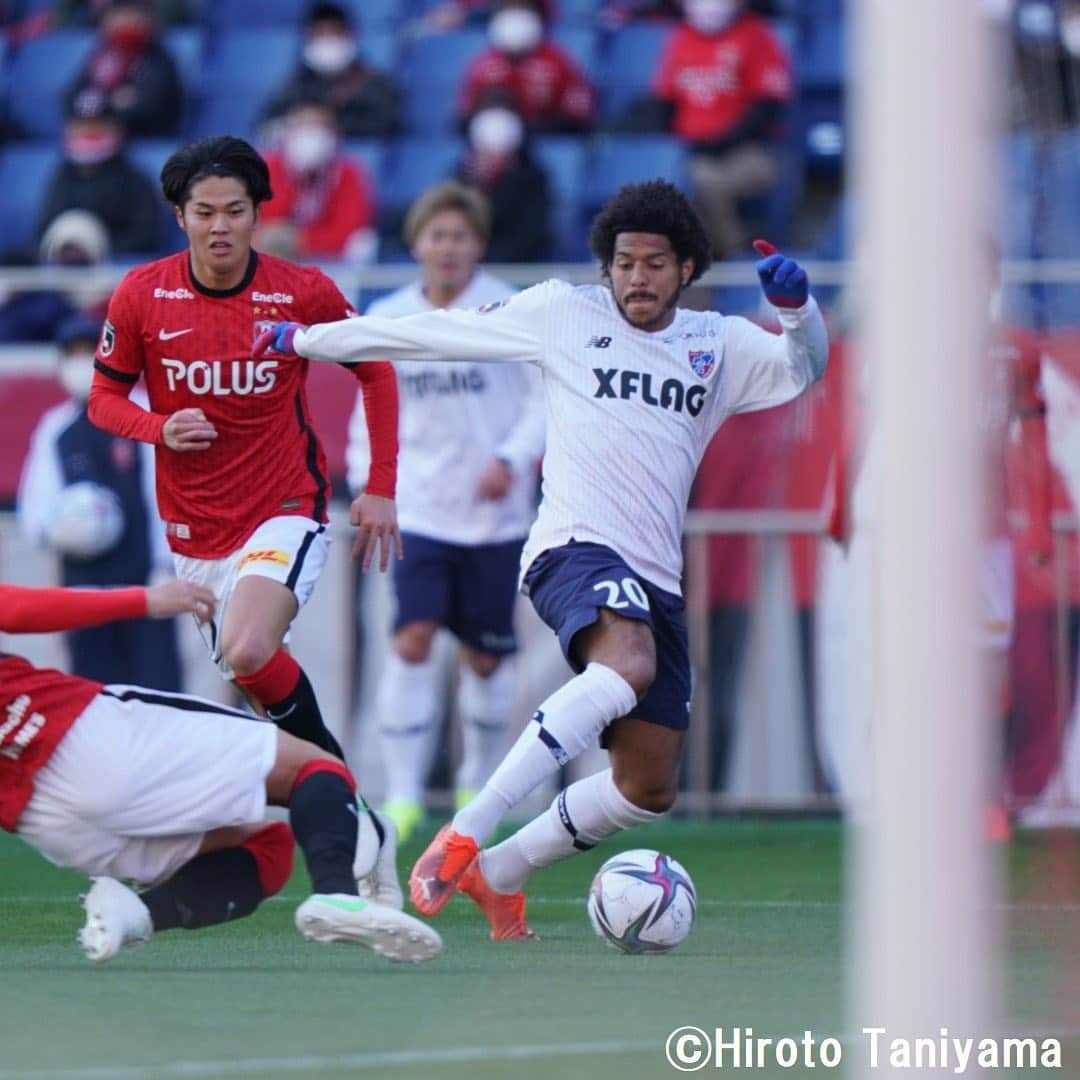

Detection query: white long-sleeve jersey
(346, 272), (545, 545)
(299, 279), (828, 595)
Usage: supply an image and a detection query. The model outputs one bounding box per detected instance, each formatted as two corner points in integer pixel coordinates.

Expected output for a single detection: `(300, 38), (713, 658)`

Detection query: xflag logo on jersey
(688, 350), (716, 378)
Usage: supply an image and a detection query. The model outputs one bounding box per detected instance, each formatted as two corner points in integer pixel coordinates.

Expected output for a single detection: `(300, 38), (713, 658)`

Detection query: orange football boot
(458, 858), (538, 941)
(408, 824), (479, 916)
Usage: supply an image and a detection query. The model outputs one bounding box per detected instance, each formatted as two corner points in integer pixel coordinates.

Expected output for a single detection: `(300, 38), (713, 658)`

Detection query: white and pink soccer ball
(587, 849), (697, 955)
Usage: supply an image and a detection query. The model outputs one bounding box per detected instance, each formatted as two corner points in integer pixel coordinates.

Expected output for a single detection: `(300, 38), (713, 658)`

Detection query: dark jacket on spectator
(38, 155), (161, 255)
(266, 61), (401, 139)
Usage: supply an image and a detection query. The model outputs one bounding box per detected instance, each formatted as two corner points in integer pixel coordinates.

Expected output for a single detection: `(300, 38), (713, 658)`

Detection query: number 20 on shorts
(593, 578), (650, 611)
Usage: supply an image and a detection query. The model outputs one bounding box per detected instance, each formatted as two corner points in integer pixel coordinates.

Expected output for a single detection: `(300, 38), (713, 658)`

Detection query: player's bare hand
(350, 493), (403, 572)
(163, 408), (217, 452)
(476, 458), (513, 501)
(146, 578), (216, 624)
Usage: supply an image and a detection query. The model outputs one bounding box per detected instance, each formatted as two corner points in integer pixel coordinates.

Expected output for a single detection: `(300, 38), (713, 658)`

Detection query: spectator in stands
(0, 211), (110, 343)
(17, 314), (184, 691)
(454, 95), (552, 262)
(1006, 0), (1080, 128)
(257, 99), (377, 263)
(265, 2), (401, 139)
(420, 0), (556, 32)
(66, 0), (184, 137)
(458, 0), (596, 134)
(37, 95), (162, 256)
(649, 0), (792, 258)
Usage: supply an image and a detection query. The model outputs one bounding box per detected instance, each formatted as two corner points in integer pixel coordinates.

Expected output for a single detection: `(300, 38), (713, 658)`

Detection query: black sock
(290, 770), (358, 895)
(265, 667), (345, 760)
(140, 848), (264, 932)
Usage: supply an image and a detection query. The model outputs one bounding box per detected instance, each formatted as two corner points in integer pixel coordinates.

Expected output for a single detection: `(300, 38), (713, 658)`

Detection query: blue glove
(753, 239), (809, 309)
(252, 321), (304, 358)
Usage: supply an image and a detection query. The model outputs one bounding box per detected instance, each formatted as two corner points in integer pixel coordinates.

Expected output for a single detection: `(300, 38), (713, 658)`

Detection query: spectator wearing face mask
(17, 314), (184, 690)
(257, 100), (377, 263)
(651, 0), (792, 258)
(37, 94), (162, 256)
(0, 211), (111, 342)
(455, 97), (552, 262)
(458, 0), (596, 134)
(65, 0), (183, 137)
(418, 0), (556, 32)
(265, 2), (402, 139)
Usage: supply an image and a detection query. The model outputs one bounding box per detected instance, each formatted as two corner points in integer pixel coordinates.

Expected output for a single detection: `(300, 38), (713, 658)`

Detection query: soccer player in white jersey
(255, 180), (828, 940)
(347, 182), (545, 843)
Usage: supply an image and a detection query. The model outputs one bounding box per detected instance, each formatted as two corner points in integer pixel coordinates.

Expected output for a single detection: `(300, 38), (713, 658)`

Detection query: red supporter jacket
(260, 152), (375, 260)
(458, 41), (596, 129)
(0, 585), (148, 831)
(86, 250), (398, 559)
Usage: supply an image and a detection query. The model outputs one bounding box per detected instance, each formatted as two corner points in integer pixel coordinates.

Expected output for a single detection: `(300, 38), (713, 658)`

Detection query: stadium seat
(206, 0), (308, 28)
(192, 29), (299, 140)
(401, 30), (485, 135)
(581, 135), (687, 213)
(598, 24), (671, 125)
(341, 139), (388, 193)
(377, 136), (463, 260)
(6, 30), (95, 138)
(532, 136), (587, 260)
(795, 18), (846, 91)
(554, 0), (601, 27)
(795, 88), (845, 170)
(347, 0), (403, 30)
(0, 144), (62, 255)
(551, 27), (597, 72)
(161, 27), (204, 134)
(128, 139), (184, 254)
(362, 30), (398, 72)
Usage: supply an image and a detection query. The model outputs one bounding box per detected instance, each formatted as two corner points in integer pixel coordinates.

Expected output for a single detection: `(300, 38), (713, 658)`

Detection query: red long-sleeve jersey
(88, 250), (399, 559)
(0, 584), (150, 831)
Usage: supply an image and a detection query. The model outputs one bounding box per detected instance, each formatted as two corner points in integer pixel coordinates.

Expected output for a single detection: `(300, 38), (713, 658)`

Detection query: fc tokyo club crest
(688, 349), (716, 378)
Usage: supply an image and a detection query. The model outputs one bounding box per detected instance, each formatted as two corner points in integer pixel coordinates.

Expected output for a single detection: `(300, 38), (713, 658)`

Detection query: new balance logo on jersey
(154, 287), (194, 300)
(586, 336), (612, 349)
(592, 367), (707, 417)
(161, 357), (278, 396)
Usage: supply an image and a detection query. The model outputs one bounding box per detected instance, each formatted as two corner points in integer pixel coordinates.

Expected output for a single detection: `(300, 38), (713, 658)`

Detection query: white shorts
(17, 687), (277, 887)
(174, 515), (330, 677)
(978, 536), (1015, 652)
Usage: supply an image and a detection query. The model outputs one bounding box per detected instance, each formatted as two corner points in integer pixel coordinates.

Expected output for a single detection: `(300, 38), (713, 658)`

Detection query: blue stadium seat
(161, 27), (203, 133)
(207, 0), (307, 28)
(402, 30), (485, 135)
(581, 135), (687, 211)
(598, 24), (671, 124)
(795, 89), (844, 170)
(551, 27), (597, 72)
(383, 136), (463, 208)
(7, 30), (95, 138)
(341, 139), (388, 191)
(128, 139), (184, 253)
(193, 29), (299, 139)
(795, 18), (845, 90)
(532, 136), (587, 260)
(0, 144), (62, 255)
(555, 0), (601, 26)
(347, 0), (404, 30)
(362, 30), (398, 71)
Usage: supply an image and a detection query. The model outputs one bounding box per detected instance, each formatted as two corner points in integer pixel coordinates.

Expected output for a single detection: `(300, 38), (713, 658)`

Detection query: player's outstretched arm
(0, 580), (215, 634)
(253, 283), (555, 368)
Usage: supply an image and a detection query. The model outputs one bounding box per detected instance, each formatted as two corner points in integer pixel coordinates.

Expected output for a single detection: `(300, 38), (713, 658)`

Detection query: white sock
(455, 662), (515, 794)
(481, 768), (663, 894)
(376, 652), (440, 805)
(452, 663), (637, 845)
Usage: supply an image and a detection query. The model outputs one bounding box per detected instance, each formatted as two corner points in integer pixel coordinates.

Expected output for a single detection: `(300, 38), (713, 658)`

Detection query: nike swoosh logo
(159, 328), (193, 340)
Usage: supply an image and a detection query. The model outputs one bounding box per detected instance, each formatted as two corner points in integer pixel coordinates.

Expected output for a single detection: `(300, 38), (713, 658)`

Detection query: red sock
(234, 649), (300, 705)
(239, 822), (296, 897)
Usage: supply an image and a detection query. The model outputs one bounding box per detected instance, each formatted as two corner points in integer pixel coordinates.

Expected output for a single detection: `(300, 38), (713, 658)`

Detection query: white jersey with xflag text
(297, 280), (828, 595)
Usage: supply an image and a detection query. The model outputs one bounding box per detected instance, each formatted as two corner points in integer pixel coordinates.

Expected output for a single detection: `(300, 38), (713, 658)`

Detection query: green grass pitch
(1, 819), (1077, 1079)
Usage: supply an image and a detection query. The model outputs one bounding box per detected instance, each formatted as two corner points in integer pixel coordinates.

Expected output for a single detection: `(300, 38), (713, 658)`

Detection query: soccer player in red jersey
(86, 137), (399, 775)
(0, 580), (441, 964)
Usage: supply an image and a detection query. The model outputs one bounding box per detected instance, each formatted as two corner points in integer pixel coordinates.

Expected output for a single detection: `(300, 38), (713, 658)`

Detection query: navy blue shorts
(523, 540), (691, 733)
(393, 532), (523, 656)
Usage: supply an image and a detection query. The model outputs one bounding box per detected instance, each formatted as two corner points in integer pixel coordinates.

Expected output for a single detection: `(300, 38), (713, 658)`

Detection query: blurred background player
(255, 181), (827, 941)
(0, 579), (440, 965)
(17, 312), (183, 691)
(85, 135), (402, 880)
(347, 181), (544, 843)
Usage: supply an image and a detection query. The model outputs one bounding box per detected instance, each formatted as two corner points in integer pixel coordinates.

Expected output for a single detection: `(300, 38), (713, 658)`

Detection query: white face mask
(303, 34), (356, 75)
(59, 353), (96, 400)
(684, 0), (738, 35)
(283, 125), (337, 172)
(489, 8), (544, 55)
(469, 107), (524, 156)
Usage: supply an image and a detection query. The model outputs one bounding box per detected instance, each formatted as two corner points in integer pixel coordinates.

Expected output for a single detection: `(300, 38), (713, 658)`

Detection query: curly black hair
(160, 136), (273, 209)
(588, 180), (712, 283)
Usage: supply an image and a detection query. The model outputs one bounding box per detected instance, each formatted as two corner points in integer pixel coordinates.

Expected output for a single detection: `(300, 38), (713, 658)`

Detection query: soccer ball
(45, 482), (125, 559)
(586, 849), (696, 955)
